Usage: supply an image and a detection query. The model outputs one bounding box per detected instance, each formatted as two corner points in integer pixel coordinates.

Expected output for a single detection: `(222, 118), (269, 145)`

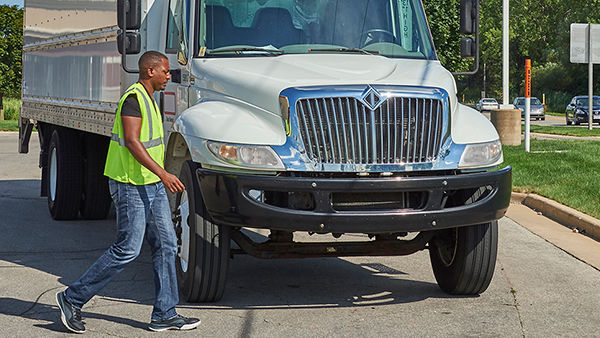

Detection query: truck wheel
(80, 134), (111, 220)
(175, 160), (230, 302)
(429, 221), (498, 295)
(47, 128), (83, 220)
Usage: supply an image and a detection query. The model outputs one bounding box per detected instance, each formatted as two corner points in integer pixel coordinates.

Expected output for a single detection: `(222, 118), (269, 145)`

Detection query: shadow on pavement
(1, 179), (468, 325)
(0, 297), (149, 333)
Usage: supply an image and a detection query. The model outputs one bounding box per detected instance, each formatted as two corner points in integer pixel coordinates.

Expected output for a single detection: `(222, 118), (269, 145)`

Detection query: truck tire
(175, 160), (230, 302)
(80, 133), (111, 220)
(429, 221), (498, 295)
(47, 128), (83, 220)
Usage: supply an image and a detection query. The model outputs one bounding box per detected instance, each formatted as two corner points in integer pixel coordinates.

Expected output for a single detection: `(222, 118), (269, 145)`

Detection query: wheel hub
(49, 147), (57, 202)
(177, 191), (191, 273)
(435, 229), (459, 267)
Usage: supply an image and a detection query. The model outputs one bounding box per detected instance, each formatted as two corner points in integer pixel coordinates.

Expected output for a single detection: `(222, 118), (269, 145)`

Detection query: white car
(476, 98), (499, 111)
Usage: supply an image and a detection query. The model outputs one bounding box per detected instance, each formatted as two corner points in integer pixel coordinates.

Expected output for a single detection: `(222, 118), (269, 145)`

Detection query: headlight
(576, 109), (587, 115)
(207, 142), (285, 170)
(459, 140), (503, 169)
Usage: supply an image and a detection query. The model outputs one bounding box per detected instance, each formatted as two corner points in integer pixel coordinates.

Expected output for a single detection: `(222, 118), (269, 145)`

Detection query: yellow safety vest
(104, 83), (164, 185)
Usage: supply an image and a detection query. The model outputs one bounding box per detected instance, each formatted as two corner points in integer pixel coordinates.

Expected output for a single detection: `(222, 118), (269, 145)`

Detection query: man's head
(138, 51), (170, 92)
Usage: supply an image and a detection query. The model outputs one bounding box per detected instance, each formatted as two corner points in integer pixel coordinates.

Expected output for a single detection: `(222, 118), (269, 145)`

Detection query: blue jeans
(64, 179), (179, 321)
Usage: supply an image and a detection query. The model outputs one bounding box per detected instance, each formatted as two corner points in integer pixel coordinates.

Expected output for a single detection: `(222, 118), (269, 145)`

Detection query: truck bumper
(196, 166), (512, 233)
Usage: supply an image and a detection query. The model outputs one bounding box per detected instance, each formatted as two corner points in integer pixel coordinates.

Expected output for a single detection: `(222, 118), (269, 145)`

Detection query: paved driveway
(1, 132), (599, 337)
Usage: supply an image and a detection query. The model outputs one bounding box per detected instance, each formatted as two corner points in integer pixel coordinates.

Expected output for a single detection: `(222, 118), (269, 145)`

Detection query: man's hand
(160, 171), (186, 194)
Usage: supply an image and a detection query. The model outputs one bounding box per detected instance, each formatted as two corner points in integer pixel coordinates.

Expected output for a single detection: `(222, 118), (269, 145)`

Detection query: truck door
(162, 0), (192, 136)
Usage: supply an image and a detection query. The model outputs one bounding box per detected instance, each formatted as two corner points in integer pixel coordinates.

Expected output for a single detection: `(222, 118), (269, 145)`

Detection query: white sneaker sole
(148, 320), (201, 332)
(56, 292), (85, 334)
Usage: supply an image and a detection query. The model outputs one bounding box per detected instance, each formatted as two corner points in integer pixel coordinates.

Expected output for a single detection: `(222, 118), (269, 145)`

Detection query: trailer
(21, 0), (511, 302)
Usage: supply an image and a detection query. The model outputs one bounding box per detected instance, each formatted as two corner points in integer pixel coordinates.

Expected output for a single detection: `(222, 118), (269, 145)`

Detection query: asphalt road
(1, 132), (599, 337)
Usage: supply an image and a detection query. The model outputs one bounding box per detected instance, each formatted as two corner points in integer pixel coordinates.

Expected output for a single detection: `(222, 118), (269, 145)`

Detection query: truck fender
(452, 104), (501, 144)
(172, 100), (286, 164)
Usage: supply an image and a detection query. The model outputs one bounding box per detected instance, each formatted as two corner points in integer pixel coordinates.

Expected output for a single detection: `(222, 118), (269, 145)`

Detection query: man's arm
(122, 115), (185, 193)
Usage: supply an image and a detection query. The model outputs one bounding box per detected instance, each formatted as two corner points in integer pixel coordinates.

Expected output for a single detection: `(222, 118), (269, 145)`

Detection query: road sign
(571, 24), (600, 64)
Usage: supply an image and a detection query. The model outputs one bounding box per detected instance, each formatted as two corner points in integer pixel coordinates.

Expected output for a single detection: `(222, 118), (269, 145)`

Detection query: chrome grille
(297, 97), (444, 164)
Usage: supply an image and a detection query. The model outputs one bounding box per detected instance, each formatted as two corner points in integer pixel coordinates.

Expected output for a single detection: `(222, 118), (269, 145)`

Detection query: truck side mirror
(460, 0), (476, 35)
(117, 32), (141, 54)
(117, 0), (141, 73)
(117, 0), (141, 30)
(460, 37), (476, 58)
(453, 0), (480, 75)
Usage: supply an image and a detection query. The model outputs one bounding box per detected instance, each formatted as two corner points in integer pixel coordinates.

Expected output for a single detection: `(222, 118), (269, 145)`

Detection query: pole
(483, 62), (487, 97)
(525, 59), (531, 152)
(589, 25), (594, 130)
(502, 0), (510, 107)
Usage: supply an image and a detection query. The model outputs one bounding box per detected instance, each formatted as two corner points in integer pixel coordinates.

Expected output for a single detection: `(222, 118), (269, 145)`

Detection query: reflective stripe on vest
(110, 133), (163, 149)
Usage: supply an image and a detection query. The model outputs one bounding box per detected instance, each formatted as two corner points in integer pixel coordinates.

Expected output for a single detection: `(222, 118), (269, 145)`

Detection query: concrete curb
(511, 192), (600, 240)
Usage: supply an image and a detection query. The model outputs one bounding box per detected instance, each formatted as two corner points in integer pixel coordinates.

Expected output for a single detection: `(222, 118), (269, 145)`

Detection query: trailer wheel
(47, 128), (83, 220)
(80, 134), (111, 220)
(429, 221), (498, 295)
(175, 160), (230, 302)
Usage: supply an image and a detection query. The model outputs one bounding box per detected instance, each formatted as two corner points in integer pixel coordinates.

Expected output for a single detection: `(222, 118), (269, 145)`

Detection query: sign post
(525, 59), (531, 152)
(570, 23), (600, 130)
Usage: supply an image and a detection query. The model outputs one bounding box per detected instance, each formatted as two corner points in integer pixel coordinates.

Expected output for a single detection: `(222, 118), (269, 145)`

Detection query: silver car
(513, 97), (546, 120)
(476, 98), (499, 111)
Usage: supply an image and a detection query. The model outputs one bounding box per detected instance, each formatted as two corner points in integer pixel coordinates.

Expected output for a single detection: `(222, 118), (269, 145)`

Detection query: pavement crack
(499, 259), (526, 338)
(19, 286), (63, 316)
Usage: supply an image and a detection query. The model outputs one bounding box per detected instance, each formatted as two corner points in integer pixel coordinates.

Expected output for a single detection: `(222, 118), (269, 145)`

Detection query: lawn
(523, 124), (600, 137)
(502, 139), (600, 219)
(0, 119), (18, 131)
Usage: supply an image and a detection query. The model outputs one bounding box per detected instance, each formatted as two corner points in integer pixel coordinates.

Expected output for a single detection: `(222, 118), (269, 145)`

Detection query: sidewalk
(507, 192), (600, 270)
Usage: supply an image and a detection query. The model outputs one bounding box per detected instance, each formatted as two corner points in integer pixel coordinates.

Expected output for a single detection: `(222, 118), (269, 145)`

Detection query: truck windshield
(198, 0), (436, 59)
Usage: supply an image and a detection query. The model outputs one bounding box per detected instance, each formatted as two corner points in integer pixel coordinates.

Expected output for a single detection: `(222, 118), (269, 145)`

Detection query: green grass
(0, 119), (18, 131)
(503, 139), (600, 219)
(2, 97), (20, 120)
(545, 111), (564, 117)
(523, 124), (600, 137)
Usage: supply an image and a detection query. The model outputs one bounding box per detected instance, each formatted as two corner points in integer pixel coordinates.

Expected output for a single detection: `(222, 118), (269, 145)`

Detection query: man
(56, 51), (200, 333)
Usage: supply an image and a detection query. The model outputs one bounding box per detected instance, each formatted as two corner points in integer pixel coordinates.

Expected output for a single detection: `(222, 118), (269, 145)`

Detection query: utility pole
(502, 0), (510, 108)
(483, 62), (487, 98)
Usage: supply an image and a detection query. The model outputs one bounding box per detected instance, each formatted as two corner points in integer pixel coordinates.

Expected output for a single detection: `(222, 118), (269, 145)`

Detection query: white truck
(20, 0), (511, 302)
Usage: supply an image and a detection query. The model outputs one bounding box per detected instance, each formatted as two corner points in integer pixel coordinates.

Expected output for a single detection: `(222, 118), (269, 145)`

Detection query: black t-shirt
(121, 84), (153, 118)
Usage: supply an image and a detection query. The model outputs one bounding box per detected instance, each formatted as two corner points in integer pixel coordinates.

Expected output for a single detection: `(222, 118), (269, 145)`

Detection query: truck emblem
(360, 85), (385, 110)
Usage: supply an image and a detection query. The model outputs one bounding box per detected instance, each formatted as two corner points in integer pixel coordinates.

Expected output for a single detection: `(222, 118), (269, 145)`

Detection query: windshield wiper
(207, 47), (284, 56)
(308, 48), (380, 55)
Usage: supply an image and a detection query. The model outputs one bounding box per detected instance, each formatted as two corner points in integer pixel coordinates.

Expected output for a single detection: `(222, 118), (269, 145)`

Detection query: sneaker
(56, 291), (85, 334)
(148, 315), (201, 332)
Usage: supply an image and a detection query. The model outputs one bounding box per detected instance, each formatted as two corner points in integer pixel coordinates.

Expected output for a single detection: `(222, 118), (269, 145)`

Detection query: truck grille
(296, 97), (444, 164)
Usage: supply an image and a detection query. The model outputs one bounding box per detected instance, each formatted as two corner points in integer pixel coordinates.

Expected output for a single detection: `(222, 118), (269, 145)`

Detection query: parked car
(513, 97), (545, 120)
(566, 96), (600, 125)
(476, 98), (499, 111)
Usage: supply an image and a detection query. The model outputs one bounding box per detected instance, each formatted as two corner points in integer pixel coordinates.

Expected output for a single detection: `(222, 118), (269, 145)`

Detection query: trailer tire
(175, 160), (230, 302)
(429, 221), (498, 295)
(47, 128), (83, 220)
(80, 134), (111, 220)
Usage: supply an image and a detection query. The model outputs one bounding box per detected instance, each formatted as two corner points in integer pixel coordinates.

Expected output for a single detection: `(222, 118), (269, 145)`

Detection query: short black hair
(138, 51), (168, 75)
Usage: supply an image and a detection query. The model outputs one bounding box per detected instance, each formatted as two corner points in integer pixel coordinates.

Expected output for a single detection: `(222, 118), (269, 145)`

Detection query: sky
(0, 0), (23, 7)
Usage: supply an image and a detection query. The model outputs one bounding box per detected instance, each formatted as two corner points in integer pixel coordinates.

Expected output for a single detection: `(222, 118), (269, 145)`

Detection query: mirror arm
(452, 1), (480, 76)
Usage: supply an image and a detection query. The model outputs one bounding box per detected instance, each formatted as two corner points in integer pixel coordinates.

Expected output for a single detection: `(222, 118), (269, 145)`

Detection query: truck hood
(191, 54), (457, 115)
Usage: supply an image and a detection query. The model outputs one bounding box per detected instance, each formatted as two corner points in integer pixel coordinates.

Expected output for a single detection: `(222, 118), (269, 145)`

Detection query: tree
(0, 5), (23, 98)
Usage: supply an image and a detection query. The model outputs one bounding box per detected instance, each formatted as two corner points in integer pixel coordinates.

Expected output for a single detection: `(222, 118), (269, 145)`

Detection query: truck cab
(21, 0), (511, 303)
